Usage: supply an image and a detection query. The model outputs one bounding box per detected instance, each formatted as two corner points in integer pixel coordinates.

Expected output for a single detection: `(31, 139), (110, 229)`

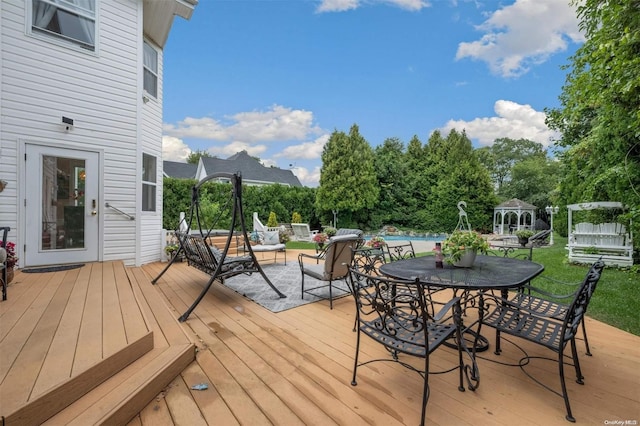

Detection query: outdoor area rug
(21, 264), (85, 273)
(223, 261), (350, 313)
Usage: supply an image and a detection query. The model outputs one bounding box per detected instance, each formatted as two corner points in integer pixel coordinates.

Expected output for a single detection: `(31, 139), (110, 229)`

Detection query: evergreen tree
(316, 124), (379, 228)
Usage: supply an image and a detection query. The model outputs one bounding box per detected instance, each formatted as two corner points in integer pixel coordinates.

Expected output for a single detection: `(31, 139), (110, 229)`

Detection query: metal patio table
(379, 254), (545, 388)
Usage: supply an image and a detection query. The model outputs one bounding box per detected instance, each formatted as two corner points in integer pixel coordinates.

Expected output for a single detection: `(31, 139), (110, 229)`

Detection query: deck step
(2, 331), (154, 425)
(42, 343), (195, 425)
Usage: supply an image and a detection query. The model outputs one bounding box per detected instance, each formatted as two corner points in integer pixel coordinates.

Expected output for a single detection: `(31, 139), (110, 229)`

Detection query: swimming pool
(364, 234), (445, 242)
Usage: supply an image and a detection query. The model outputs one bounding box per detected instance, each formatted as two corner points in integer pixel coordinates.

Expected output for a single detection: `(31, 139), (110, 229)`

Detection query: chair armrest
(432, 296), (461, 322)
(298, 252), (324, 262)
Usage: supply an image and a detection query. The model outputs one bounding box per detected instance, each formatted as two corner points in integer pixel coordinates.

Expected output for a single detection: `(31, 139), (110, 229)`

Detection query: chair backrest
(348, 268), (433, 351)
(563, 259), (605, 341)
(321, 235), (360, 280)
(0, 227), (9, 266)
(336, 228), (363, 237)
(291, 223), (312, 240)
(384, 241), (416, 262)
(352, 247), (386, 276)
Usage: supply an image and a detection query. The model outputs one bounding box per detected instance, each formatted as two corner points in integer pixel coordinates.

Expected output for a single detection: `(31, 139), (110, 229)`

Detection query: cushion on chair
(0, 247), (6, 264)
(263, 230), (280, 245)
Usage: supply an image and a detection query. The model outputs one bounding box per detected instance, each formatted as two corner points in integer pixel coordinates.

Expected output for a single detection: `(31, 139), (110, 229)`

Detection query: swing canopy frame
(152, 172), (285, 322)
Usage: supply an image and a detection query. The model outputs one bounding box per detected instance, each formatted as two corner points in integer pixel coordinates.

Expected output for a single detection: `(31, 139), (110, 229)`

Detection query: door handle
(91, 199), (97, 216)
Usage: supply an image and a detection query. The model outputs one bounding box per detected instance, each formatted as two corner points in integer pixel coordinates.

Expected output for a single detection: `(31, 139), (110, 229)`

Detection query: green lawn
(286, 235), (639, 336)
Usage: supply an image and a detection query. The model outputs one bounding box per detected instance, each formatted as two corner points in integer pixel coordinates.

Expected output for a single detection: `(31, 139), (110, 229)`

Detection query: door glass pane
(42, 155), (86, 250)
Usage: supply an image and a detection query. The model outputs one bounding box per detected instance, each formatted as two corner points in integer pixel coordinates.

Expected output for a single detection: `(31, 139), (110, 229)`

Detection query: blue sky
(161, 0), (584, 187)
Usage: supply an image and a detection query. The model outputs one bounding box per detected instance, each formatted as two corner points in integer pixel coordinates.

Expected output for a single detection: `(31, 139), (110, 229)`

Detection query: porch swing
(152, 172), (286, 322)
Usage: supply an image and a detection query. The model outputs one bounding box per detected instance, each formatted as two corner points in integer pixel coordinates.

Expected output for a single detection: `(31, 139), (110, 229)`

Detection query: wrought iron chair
(481, 259), (605, 422)
(299, 234), (361, 309)
(347, 267), (467, 426)
(507, 259), (605, 356)
(383, 240), (416, 262)
(0, 226), (9, 300)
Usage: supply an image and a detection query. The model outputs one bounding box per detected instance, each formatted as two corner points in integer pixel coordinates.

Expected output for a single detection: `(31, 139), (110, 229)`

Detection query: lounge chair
(291, 223), (319, 242)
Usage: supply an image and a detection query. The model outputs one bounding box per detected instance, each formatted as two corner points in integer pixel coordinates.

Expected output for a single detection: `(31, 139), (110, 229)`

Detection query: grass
(286, 235), (640, 336)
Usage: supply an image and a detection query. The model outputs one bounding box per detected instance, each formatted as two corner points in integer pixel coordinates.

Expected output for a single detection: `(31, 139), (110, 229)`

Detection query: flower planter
(453, 250), (477, 268)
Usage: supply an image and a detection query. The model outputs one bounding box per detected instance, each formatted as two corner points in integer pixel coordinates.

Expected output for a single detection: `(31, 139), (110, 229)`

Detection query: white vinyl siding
(2, 0), (139, 265)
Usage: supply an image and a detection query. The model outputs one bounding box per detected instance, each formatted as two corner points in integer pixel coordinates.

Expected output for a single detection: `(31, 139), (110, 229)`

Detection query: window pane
(144, 69), (158, 97)
(32, 0), (96, 49)
(143, 42), (158, 97)
(142, 184), (156, 212)
(142, 154), (156, 183)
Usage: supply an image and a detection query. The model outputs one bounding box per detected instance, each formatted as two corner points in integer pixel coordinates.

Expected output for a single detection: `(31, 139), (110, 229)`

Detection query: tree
(545, 0), (640, 233)
(423, 130), (497, 232)
(186, 149), (213, 165)
(480, 138), (547, 195)
(315, 124), (379, 228)
(372, 138), (410, 228)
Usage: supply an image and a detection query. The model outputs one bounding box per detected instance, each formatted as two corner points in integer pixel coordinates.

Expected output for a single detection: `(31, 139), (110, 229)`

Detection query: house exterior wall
(0, 0), (175, 267)
(139, 37), (164, 265)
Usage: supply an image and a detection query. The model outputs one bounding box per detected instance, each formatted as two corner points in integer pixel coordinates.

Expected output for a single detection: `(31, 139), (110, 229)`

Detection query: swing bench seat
(178, 232), (258, 281)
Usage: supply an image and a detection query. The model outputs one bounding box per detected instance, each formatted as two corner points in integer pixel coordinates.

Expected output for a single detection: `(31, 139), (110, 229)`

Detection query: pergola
(493, 198), (537, 235)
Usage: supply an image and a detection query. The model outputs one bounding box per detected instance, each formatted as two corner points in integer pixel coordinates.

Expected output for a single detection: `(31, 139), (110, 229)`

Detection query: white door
(25, 145), (100, 266)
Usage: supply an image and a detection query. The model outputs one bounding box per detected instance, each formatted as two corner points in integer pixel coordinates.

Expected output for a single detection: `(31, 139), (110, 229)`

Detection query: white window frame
(143, 41), (159, 99)
(28, 0), (97, 52)
(142, 153), (157, 212)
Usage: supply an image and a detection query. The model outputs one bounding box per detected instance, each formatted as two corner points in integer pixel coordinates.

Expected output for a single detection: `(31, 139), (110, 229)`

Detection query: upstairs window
(31, 0), (96, 51)
(142, 154), (157, 212)
(143, 41), (158, 98)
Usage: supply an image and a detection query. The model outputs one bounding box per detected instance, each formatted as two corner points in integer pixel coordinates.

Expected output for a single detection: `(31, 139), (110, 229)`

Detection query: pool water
(364, 234), (445, 242)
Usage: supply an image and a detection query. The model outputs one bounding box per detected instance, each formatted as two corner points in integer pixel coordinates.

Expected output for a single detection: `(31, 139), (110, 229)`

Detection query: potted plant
(1, 241), (18, 284)
(324, 227), (337, 238)
(164, 243), (181, 261)
(313, 232), (329, 250)
(442, 230), (489, 267)
(366, 235), (386, 249)
(515, 229), (535, 247)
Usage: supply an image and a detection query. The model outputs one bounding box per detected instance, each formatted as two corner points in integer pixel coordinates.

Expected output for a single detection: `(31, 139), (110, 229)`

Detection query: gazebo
(493, 198), (537, 235)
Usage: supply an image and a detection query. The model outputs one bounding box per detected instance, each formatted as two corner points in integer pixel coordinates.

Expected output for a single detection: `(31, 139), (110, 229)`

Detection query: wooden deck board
(140, 260), (640, 426)
(2, 258), (638, 425)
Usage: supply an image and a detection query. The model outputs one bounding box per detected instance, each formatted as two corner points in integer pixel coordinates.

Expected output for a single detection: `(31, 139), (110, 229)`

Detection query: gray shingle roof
(163, 161), (197, 179)
(496, 198), (537, 209)
(200, 151), (302, 187)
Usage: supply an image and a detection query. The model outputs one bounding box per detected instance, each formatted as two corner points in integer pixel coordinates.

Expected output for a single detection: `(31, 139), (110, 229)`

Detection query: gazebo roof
(495, 198), (537, 210)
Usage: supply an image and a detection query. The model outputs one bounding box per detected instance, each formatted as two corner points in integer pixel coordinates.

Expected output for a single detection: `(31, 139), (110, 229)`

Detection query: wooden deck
(2, 258), (639, 425)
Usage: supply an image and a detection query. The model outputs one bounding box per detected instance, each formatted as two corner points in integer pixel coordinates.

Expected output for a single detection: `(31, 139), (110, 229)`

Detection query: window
(143, 41), (158, 98)
(142, 154), (156, 212)
(31, 0), (96, 51)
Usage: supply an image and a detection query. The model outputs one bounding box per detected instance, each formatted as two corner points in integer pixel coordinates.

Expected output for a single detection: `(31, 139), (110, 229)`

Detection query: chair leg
(351, 326), (361, 386)
(328, 279), (333, 309)
(420, 357), (430, 426)
(558, 350), (576, 422)
(494, 329), (502, 355)
(581, 320), (592, 356)
(301, 274), (305, 299)
(570, 338), (584, 384)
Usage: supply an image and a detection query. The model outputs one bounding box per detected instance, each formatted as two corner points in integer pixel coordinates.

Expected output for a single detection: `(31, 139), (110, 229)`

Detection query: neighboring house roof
(198, 151), (302, 187)
(163, 161), (197, 179)
(495, 198), (537, 210)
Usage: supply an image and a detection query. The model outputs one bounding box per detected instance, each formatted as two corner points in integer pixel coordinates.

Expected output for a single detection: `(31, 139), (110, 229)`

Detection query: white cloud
(291, 166), (322, 188)
(316, 0), (429, 13)
(275, 135), (329, 160)
(440, 100), (559, 147)
(163, 105), (322, 143)
(162, 136), (191, 161)
(456, 0), (584, 78)
(206, 141), (268, 158)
